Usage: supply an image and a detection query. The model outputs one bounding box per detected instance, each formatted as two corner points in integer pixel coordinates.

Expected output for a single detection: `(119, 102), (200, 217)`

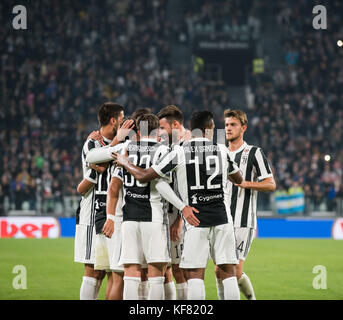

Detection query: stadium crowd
(247, 0), (343, 212)
(0, 0), (342, 215)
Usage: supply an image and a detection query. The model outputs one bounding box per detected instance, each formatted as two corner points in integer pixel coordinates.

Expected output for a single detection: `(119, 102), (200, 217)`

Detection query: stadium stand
(0, 0), (342, 216)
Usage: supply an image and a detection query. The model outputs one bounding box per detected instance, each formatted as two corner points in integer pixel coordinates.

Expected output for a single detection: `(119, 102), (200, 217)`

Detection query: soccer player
(113, 111), (244, 300)
(86, 110), (151, 300)
(74, 102), (126, 300)
(215, 109), (276, 300)
(106, 113), (199, 300)
(78, 116), (137, 300)
(157, 105), (191, 300)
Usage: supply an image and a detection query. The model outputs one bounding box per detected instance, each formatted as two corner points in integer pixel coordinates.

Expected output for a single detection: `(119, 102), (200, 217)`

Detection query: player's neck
(228, 138), (244, 152)
(100, 126), (114, 141)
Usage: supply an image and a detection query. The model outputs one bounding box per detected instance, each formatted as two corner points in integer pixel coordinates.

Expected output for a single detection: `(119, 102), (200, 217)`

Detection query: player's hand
(87, 130), (103, 141)
(182, 129), (192, 142)
(112, 151), (129, 167)
(102, 219), (114, 238)
(181, 206), (200, 227)
(170, 216), (183, 242)
(234, 180), (250, 189)
(116, 119), (135, 142)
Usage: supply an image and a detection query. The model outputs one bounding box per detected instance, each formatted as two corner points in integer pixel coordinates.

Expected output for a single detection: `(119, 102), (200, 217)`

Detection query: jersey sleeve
(82, 139), (99, 178)
(155, 179), (185, 212)
(82, 139), (96, 166)
(112, 166), (124, 182)
(86, 143), (123, 164)
(151, 147), (180, 179)
(84, 167), (98, 184)
(253, 148), (274, 181)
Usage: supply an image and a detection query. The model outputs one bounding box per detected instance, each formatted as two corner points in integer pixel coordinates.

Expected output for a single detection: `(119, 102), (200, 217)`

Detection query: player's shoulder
(111, 164), (123, 179)
(246, 142), (261, 150)
(154, 141), (171, 157)
(242, 143), (270, 164)
(244, 143), (266, 156)
(170, 142), (184, 155)
(83, 138), (103, 151)
(82, 139), (96, 155)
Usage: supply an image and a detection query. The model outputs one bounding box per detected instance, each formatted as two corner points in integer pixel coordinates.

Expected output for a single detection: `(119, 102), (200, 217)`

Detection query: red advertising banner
(0, 217), (61, 239)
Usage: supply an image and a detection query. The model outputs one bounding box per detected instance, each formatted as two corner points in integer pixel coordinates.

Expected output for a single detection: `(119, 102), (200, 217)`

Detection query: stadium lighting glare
(324, 155), (331, 162)
(337, 40), (343, 47)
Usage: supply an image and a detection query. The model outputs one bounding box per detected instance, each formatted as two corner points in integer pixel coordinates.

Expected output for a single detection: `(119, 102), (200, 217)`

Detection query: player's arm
(77, 178), (95, 196)
(102, 176), (123, 238)
(228, 171), (243, 185)
(170, 214), (183, 241)
(112, 152), (161, 183)
(86, 144), (123, 164)
(155, 179), (200, 227)
(77, 167), (98, 196)
(113, 148), (179, 183)
(226, 149), (243, 184)
(234, 177), (276, 192)
(227, 160), (243, 185)
(235, 148), (276, 192)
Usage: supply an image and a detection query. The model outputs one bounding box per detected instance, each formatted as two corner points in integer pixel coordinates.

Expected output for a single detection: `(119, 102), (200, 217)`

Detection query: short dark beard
(227, 133), (240, 143)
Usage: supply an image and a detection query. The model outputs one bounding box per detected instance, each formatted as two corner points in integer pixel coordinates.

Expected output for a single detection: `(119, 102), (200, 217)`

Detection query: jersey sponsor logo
(191, 194), (198, 204)
(191, 193), (223, 204)
(94, 199), (106, 210)
(126, 191), (149, 199)
(0, 217), (60, 239)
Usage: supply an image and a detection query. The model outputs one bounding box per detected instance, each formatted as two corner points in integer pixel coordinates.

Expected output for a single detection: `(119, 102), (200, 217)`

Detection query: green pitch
(0, 238), (342, 300)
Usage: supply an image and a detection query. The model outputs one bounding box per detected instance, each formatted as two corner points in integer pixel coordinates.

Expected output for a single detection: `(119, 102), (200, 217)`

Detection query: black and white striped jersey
(79, 137), (113, 226)
(226, 141), (273, 229)
(152, 137), (240, 228)
(118, 138), (171, 223)
(165, 139), (185, 225)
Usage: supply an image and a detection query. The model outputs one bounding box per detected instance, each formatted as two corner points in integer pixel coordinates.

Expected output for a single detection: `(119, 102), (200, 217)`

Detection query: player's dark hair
(136, 113), (160, 135)
(98, 102), (124, 127)
(122, 116), (138, 134)
(157, 105), (184, 125)
(190, 110), (214, 133)
(131, 108), (152, 120)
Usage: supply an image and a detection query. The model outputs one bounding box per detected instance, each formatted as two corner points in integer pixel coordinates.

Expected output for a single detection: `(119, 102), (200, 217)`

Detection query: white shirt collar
(102, 136), (112, 144)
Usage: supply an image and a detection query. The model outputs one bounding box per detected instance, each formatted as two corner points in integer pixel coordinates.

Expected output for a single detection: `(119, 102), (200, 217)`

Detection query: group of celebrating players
(73, 103), (276, 300)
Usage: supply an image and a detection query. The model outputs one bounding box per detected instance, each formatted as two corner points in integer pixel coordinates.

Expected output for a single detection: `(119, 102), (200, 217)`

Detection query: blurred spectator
(247, 0), (343, 213)
(0, 0), (341, 215)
